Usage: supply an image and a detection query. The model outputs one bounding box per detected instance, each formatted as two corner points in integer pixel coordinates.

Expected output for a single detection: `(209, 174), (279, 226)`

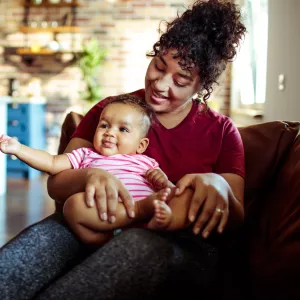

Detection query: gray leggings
(0, 213), (220, 300)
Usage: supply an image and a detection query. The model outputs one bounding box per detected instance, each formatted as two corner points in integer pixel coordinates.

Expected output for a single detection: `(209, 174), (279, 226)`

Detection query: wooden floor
(0, 175), (55, 248)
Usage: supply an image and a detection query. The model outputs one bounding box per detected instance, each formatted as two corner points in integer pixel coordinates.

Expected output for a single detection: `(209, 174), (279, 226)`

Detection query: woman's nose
(154, 75), (170, 92)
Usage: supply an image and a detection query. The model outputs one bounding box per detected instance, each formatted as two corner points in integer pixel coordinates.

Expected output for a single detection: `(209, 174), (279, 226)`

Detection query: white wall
(264, 0), (300, 122)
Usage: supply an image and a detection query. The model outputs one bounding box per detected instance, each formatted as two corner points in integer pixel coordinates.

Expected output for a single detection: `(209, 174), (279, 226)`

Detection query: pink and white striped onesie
(66, 148), (159, 201)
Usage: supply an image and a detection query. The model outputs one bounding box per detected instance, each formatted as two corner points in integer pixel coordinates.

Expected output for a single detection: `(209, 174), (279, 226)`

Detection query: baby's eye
(120, 127), (129, 133)
(100, 124), (108, 129)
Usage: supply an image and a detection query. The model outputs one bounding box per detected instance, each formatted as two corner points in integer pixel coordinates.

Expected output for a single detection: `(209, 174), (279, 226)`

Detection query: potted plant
(78, 38), (106, 107)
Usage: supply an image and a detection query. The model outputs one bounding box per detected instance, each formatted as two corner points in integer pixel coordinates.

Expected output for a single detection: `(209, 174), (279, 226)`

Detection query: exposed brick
(0, 0), (231, 117)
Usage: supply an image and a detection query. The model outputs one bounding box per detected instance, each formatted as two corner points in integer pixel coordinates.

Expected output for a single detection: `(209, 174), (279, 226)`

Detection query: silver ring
(215, 208), (224, 214)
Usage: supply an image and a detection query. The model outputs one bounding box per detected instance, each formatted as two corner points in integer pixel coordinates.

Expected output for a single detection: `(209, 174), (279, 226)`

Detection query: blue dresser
(7, 102), (46, 179)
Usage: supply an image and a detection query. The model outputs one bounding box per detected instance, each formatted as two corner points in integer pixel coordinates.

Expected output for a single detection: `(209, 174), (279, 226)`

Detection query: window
(231, 0), (268, 107)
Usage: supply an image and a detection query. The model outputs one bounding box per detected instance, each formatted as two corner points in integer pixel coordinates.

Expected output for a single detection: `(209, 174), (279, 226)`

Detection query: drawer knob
(11, 103), (19, 109)
(9, 120), (19, 126)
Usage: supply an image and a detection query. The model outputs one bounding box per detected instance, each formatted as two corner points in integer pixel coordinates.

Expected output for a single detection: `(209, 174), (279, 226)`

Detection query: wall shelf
(4, 47), (82, 74)
(3, 0), (81, 73)
(21, 0), (81, 8)
(19, 26), (80, 33)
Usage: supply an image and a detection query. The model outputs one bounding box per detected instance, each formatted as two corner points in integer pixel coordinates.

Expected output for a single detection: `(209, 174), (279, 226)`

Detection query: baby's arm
(145, 168), (175, 191)
(0, 134), (71, 175)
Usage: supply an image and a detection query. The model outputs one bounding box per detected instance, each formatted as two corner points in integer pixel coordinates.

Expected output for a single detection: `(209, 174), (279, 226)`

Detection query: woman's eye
(120, 127), (129, 133)
(174, 81), (187, 88)
(155, 64), (164, 72)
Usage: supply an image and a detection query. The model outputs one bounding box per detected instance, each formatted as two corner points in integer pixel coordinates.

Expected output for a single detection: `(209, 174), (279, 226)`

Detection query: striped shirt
(66, 148), (159, 201)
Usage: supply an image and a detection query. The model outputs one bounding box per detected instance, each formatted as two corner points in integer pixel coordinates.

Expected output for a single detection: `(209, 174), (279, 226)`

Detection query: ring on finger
(215, 207), (224, 214)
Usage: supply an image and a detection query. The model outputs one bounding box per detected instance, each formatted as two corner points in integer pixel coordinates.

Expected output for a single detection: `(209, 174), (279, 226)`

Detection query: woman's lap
(0, 213), (220, 300)
(34, 228), (219, 300)
(0, 213), (85, 300)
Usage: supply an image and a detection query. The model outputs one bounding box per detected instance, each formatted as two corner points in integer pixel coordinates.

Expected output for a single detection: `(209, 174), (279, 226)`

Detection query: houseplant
(78, 38), (106, 106)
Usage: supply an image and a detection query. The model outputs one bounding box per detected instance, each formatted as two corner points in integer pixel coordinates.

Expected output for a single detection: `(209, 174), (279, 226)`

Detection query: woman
(0, 1), (246, 299)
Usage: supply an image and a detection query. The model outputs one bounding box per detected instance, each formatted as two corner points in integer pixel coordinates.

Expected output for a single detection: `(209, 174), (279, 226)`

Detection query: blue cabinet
(7, 102), (46, 179)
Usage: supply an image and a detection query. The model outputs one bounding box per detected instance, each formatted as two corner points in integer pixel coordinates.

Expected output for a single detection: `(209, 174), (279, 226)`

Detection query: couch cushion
(239, 121), (300, 299)
(238, 121), (300, 218)
(57, 112), (83, 154)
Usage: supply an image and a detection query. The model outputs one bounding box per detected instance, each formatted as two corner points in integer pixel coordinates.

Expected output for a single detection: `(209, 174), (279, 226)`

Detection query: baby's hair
(104, 94), (154, 136)
(147, 0), (246, 102)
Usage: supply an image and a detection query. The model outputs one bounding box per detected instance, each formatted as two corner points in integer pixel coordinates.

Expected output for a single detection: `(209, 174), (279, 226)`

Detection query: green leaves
(78, 38), (106, 103)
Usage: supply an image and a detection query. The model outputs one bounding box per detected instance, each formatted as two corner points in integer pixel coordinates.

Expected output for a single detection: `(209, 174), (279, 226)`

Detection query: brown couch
(58, 112), (300, 300)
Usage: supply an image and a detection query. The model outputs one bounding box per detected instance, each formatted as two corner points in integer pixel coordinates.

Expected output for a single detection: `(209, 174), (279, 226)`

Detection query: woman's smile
(150, 89), (169, 105)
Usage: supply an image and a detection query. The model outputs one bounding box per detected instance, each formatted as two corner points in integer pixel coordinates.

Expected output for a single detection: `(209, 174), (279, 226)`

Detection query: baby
(0, 95), (179, 245)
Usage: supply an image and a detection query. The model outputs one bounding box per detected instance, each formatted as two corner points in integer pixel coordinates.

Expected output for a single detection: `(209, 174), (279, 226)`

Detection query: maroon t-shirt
(72, 89), (245, 183)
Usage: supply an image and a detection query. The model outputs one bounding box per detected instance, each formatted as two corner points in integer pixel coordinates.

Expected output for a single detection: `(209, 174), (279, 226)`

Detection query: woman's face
(145, 49), (201, 114)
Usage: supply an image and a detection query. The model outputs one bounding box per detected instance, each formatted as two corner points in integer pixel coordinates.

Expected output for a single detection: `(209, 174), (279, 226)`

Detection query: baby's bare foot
(135, 187), (173, 221)
(148, 187), (172, 203)
(147, 200), (172, 230)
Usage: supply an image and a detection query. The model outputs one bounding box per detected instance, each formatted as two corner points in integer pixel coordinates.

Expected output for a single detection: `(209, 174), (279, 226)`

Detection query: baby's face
(93, 103), (147, 156)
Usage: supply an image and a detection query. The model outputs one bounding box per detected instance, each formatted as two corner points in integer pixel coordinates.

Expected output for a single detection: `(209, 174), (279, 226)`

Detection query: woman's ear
(136, 138), (149, 154)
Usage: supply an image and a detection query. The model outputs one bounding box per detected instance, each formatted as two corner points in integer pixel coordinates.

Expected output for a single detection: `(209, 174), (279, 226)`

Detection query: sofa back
(239, 121), (300, 299)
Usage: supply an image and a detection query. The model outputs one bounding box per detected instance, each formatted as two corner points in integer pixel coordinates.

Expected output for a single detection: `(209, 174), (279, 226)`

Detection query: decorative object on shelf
(61, 12), (73, 26)
(78, 38), (106, 104)
(46, 40), (60, 52)
(48, 0), (61, 4)
(31, 0), (43, 5)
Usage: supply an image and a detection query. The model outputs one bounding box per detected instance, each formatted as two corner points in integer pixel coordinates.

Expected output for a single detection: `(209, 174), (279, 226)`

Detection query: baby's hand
(145, 168), (169, 190)
(0, 134), (21, 155)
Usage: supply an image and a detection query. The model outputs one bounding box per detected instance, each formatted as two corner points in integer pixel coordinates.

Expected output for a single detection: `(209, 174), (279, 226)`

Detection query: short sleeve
(65, 148), (87, 169)
(215, 120), (245, 178)
(148, 157), (159, 169)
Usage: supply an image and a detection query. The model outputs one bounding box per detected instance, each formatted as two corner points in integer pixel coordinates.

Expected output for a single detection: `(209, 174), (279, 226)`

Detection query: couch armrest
(57, 111), (83, 154)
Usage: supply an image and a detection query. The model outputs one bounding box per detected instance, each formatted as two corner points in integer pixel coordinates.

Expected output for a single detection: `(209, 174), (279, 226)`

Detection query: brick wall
(0, 0), (231, 116)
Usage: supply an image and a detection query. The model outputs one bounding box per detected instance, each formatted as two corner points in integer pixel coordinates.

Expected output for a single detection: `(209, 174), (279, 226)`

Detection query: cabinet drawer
(7, 121), (28, 137)
(7, 103), (28, 120)
(7, 155), (27, 171)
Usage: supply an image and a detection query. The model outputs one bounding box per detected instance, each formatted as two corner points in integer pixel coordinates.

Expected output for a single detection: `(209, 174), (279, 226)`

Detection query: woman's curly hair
(147, 0), (246, 101)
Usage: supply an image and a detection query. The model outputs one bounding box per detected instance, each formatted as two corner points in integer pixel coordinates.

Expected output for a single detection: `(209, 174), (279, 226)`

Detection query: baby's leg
(63, 193), (113, 245)
(63, 189), (172, 245)
(148, 188), (194, 231)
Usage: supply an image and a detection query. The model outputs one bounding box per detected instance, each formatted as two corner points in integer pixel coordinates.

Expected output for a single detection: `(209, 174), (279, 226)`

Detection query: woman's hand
(175, 173), (233, 238)
(85, 168), (134, 223)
